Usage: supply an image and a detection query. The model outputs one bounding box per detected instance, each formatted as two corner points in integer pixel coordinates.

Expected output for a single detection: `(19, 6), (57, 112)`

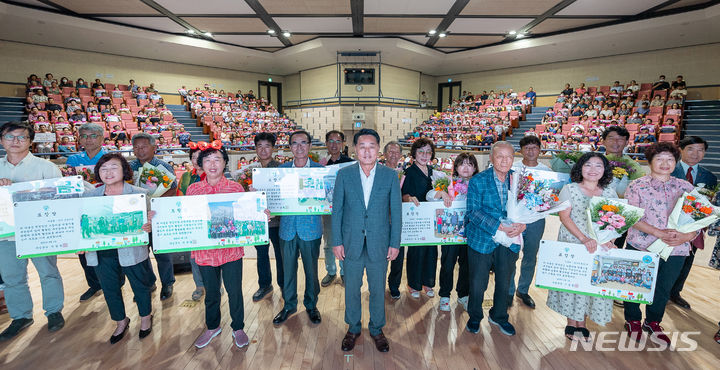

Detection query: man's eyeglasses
(2, 134), (28, 142)
(327, 139), (343, 144)
(79, 134), (101, 139)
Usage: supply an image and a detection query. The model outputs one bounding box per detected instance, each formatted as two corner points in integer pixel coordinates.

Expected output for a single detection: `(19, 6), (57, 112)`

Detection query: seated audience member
(59, 76), (72, 88)
(649, 95), (665, 107)
(76, 78), (89, 88)
(635, 94), (650, 107)
(47, 81), (61, 95)
(636, 102), (650, 116)
(666, 95), (683, 107)
(627, 80), (640, 92)
(32, 89), (48, 104)
(651, 75), (670, 91)
(45, 97), (62, 113)
(669, 75), (687, 97)
(610, 81), (623, 93)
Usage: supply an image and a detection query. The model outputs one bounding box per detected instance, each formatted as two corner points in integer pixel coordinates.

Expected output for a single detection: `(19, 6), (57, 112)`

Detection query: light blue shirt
(66, 149), (107, 167)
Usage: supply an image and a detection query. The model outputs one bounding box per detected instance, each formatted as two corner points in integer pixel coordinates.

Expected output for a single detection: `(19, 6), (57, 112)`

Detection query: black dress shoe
(671, 295), (691, 310)
(252, 286), (273, 302)
(79, 288), (100, 302)
(370, 331), (390, 352)
(47, 312), (65, 332)
(341, 331), (361, 351)
(160, 285), (173, 300)
(321, 274), (336, 287)
(110, 318), (130, 344)
(139, 315), (153, 339)
(307, 308), (322, 324)
(515, 292), (536, 309)
(273, 308), (297, 325)
(0, 318), (34, 341)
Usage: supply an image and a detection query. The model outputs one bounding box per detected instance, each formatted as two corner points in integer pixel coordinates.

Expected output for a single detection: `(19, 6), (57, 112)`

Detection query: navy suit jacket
(671, 162), (717, 188)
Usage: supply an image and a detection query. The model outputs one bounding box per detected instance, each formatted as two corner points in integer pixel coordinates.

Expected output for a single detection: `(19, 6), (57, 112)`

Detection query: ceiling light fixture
(204, 32), (213, 37)
(282, 31), (291, 37)
(516, 33), (526, 38)
(508, 30), (516, 35)
(267, 29), (276, 34)
(186, 29), (195, 34)
(428, 30), (437, 35)
(438, 33), (447, 38)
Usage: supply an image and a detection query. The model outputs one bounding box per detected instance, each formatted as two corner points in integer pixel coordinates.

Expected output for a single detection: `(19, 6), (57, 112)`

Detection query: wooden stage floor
(0, 256), (718, 370)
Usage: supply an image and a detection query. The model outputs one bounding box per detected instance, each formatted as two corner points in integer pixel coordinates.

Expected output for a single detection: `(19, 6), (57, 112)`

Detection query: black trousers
(406, 245), (438, 291)
(623, 244), (686, 323)
(387, 246), (405, 293)
(79, 253), (101, 291)
(438, 244), (469, 298)
(94, 250), (153, 321)
(198, 258), (244, 331)
(255, 226), (283, 289)
(467, 246), (517, 324)
(670, 246), (696, 298)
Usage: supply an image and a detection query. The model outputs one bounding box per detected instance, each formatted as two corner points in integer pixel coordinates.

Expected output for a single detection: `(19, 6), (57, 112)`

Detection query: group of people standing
(0, 119), (719, 352)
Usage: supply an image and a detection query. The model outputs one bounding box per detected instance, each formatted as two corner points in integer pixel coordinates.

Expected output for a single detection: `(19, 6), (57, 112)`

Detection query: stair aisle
(507, 106), (550, 148)
(166, 104), (209, 142)
(683, 99), (720, 178)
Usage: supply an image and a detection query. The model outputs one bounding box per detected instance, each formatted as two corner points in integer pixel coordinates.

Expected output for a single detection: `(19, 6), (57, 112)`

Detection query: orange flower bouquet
(136, 162), (176, 197)
(648, 189), (720, 260)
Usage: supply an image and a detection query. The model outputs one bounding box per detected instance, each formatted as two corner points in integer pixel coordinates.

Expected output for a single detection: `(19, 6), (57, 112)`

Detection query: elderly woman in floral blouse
(623, 142), (698, 345)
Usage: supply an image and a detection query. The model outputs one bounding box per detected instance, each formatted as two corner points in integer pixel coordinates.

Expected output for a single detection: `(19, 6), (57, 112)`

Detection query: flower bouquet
(550, 151), (583, 173)
(449, 178), (470, 200)
(493, 170), (570, 248)
(586, 197), (644, 245)
(433, 176), (450, 193)
(232, 163), (259, 192)
(308, 152), (320, 163)
(607, 155), (641, 198)
(135, 162), (176, 197)
(648, 190), (720, 259)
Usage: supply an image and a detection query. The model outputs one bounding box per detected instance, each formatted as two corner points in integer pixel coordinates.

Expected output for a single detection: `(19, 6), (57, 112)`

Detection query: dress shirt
(359, 163), (377, 207)
(0, 152), (61, 182)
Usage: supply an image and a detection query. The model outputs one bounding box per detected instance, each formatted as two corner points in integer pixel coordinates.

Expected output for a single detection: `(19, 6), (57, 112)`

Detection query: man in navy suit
(464, 141), (525, 336)
(670, 136), (717, 310)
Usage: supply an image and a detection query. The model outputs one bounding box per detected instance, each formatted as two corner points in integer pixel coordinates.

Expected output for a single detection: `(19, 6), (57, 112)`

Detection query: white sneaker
(424, 287), (435, 298)
(439, 297), (450, 311)
(458, 296), (469, 311)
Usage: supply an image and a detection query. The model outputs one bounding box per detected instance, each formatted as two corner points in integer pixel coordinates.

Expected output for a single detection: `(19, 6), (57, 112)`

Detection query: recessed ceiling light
(282, 31), (291, 37)
(186, 29), (195, 34)
(204, 32), (213, 37)
(428, 30), (437, 35)
(516, 33), (526, 38)
(438, 33), (447, 38)
(508, 30), (517, 35)
(267, 29), (276, 34)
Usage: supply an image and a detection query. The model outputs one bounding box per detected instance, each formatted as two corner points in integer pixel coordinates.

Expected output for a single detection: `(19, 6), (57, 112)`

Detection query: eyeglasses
(327, 139), (343, 144)
(79, 134), (100, 139)
(2, 134), (28, 142)
(290, 141), (309, 147)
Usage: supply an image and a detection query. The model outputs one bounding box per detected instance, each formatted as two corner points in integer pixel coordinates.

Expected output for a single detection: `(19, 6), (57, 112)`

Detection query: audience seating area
(401, 89), (532, 150)
(182, 87), (301, 149)
(529, 77), (687, 156)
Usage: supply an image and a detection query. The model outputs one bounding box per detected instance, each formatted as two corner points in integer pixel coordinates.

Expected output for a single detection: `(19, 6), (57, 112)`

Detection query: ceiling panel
(659, 0), (712, 11)
(365, 0), (456, 15)
(183, 17), (267, 33)
(99, 17), (187, 33)
(288, 34), (318, 44)
(400, 35), (432, 44)
(557, 0), (668, 16)
(461, 0), (563, 16)
(274, 17), (352, 33)
(155, 0), (255, 14)
(531, 18), (616, 34)
(435, 35), (505, 47)
(52, 0), (158, 14)
(214, 34), (284, 47)
(364, 17), (441, 33)
(260, 0), (351, 14)
(257, 47), (283, 52)
(447, 18), (533, 33)
(9, 0), (56, 10)
(437, 47), (468, 52)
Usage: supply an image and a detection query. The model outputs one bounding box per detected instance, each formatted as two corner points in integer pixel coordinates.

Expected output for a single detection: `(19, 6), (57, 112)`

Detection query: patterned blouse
(186, 177), (245, 266)
(625, 175), (694, 256)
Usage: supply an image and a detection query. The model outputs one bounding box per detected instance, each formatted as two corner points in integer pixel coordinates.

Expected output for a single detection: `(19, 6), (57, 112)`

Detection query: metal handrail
(285, 96), (425, 107)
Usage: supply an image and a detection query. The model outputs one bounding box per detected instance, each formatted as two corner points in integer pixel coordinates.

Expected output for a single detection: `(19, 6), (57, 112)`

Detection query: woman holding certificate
(83, 153), (154, 344)
(623, 142), (696, 345)
(186, 142), (266, 349)
(402, 138), (439, 299)
(546, 152), (617, 341)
